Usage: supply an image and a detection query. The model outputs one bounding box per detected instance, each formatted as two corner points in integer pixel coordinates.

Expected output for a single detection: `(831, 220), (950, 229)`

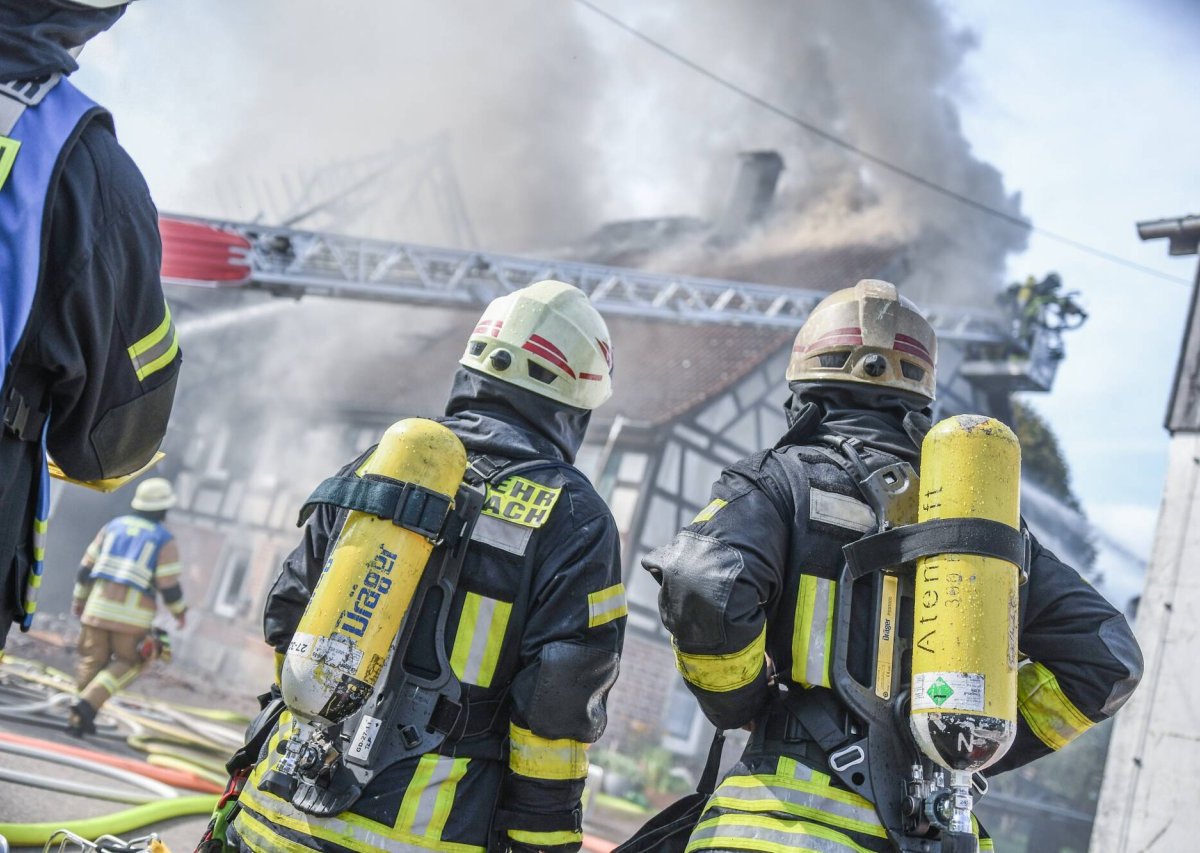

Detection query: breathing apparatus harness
(770, 433), (1029, 853)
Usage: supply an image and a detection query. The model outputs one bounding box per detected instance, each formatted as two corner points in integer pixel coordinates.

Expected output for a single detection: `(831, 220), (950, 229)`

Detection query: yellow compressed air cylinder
(280, 418), (467, 728)
(910, 415), (1020, 773)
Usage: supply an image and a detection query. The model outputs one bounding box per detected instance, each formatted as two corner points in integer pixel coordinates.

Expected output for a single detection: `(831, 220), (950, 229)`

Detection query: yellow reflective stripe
(127, 301), (179, 382)
(234, 808), (319, 853)
(675, 625), (766, 693)
(587, 582), (627, 628)
(166, 598), (187, 616)
(791, 574), (836, 688)
(509, 723), (589, 781)
(155, 561), (182, 578)
(508, 829), (583, 848)
(32, 517), (47, 561)
(712, 770), (886, 837)
(395, 754), (471, 838)
(0, 136), (20, 191)
(692, 498), (727, 524)
(240, 766), (484, 853)
(1017, 661), (1094, 750)
(687, 812), (874, 853)
(449, 592), (512, 688)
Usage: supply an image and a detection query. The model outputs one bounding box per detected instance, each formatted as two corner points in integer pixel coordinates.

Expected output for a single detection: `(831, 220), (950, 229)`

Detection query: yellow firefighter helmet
(786, 279), (937, 401)
(460, 280), (614, 410)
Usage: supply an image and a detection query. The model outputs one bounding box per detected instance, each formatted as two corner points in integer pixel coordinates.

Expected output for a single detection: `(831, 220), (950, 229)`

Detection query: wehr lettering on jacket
(340, 545), (397, 637)
(482, 475), (561, 529)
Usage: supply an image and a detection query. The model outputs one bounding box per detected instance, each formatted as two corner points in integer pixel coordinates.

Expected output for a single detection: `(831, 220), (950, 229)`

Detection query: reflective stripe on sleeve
(155, 561), (182, 579)
(1017, 660), (1095, 750)
(507, 829), (583, 849)
(686, 812), (875, 853)
(449, 592), (511, 688)
(32, 517), (47, 561)
(509, 723), (589, 781)
(692, 498), (727, 524)
(587, 583), (627, 628)
(675, 625), (766, 693)
(791, 574), (836, 688)
(127, 301), (180, 382)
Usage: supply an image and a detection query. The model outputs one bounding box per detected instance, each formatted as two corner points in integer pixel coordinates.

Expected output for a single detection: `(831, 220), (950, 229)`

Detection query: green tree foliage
(1011, 398), (1080, 511)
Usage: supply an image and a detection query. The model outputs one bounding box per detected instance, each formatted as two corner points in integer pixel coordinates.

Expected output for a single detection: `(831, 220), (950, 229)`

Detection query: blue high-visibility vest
(0, 78), (108, 629)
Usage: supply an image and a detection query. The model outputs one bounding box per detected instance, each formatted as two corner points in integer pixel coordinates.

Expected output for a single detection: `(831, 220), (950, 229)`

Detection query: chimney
(712, 150), (785, 244)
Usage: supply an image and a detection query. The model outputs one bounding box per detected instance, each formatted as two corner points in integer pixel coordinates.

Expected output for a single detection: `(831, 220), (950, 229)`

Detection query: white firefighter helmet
(131, 477), (176, 512)
(460, 281), (614, 410)
(786, 279), (937, 401)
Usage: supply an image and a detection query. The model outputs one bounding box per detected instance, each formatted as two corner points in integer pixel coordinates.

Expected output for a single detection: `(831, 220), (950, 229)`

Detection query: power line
(574, 0), (1192, 288)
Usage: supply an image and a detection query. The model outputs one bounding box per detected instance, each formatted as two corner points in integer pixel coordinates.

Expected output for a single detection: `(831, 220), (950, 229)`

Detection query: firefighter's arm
(642, 461), (787, 730)
(153, 539), (186, 623)
(38, 121), (179, 481)
(985, 532), (1142, 775)
(71, 530), (104, 615)
(499, 510), (624, 853)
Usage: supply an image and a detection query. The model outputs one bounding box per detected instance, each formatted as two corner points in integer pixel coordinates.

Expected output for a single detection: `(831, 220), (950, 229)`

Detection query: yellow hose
(0, 794), (217, 846)
(146, 753), (229, 787)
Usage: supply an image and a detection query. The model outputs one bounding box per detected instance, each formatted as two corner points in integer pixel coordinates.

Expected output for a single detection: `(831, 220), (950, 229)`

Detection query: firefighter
(643, 280), (1143, 852)
(68, 477), (185, 736)
(0, 0), (181, 650)
(220, 281), (625, 853)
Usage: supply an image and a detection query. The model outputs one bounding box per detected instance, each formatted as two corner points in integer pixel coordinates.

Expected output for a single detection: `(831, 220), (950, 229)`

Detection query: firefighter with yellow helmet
(643, 280), (1143, 851)
(214, 281), (625, 853)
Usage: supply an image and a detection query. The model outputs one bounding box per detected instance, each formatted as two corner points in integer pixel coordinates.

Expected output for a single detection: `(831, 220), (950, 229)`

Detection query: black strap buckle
(3, 388), (45, 441)
(392, 482), (451, 540)
(428, 693), (463, 736)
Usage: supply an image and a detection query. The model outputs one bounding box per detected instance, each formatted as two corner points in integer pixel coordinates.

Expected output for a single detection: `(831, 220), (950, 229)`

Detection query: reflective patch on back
(470, 513), (533, 556)
(809, 488), (875, 533)
(0, 136), (19, 190)
(482, 475), (560, 529)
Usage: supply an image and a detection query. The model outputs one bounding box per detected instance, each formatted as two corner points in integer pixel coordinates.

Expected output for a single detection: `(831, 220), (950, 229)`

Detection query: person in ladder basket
(643, 280), (1143, 852)
(0, 0), (181, 652)
(208, 280), (626, 853)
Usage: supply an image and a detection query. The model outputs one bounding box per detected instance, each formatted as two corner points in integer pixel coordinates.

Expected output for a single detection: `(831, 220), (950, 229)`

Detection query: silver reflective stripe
(460, 597), (499, 685)
(810, 488), (875, 532)
(240, 785), (419, 852)
(470, 513), (532, 556)
(689, 814), (867, 852)
(806, 576), (835, 687)
(711, 776), (884, 833)
(411, 755), (458, 833)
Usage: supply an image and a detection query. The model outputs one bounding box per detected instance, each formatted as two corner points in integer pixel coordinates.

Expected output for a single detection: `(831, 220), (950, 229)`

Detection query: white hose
(0, 741), (177, 799)
(0, 767), (156, 805)
(0, 691), (72, 714)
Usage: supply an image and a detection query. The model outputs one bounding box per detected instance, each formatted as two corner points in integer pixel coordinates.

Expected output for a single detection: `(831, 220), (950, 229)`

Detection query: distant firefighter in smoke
(68, 477), (186, 736)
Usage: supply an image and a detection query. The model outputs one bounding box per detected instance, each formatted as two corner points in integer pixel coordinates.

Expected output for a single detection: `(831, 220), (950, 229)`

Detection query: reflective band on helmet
(508, 829), (583, 849)
(127, 301), (180, 382)
(509, 723), (589, 781)
(587, 583), (627, 628)
(705, 759), (886, 839)
(791, 575), (836, 689)
(686, 812), (874, 853)
(1017, 661), (1094, 750)
(449, 592), (512, 688)
(674, 625), (766, 693)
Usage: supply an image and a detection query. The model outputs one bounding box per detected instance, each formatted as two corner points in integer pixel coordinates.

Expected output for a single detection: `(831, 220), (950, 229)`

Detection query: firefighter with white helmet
(0, 0), (180, 651)
(212, 281), (625, 852)
(69, 477), (186, 736)
(642, 280), (1142, 851)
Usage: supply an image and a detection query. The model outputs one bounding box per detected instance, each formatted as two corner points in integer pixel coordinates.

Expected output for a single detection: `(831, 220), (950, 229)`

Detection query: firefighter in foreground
(215, 281), (625, 853)
(0, 0), (181, 651)
(69, 477), (186, 736)
(643, 280), (1143, 852)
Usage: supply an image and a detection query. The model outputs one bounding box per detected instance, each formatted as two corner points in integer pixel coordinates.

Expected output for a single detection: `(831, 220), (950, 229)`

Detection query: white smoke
(107, 0), (1025, 304)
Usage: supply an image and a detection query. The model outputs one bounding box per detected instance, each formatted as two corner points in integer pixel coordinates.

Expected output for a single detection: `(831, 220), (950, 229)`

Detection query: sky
(68, 0), (1200, 607)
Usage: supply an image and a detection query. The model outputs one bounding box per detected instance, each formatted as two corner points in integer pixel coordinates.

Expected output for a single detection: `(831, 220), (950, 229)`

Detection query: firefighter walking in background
(643, 280), (1143, 852)
(216, 281), (625, 853)
(69, 477), (185, 736)
(0, 0), (182, 651)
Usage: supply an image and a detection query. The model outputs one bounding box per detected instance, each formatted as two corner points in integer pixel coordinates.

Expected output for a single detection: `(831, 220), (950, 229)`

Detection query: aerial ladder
(158, 213), (1064, 392)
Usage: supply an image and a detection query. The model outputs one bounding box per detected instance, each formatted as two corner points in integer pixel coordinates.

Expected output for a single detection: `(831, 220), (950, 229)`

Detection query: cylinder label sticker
(349, 715), (383, 761)
(912, 672), (985, 712)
